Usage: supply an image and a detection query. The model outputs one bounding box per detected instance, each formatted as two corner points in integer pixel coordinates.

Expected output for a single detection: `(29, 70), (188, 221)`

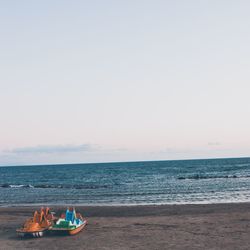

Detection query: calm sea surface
(0, 158), (250, 206)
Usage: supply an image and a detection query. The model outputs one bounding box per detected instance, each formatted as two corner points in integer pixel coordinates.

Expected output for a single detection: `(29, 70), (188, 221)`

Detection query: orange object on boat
(16, 207), (55, 237)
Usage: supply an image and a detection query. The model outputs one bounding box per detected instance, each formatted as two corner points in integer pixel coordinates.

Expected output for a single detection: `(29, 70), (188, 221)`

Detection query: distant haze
(0, 1), (250, 166)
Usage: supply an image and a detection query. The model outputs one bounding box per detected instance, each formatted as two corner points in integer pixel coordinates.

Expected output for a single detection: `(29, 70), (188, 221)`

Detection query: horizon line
(1, 155), (250, 168)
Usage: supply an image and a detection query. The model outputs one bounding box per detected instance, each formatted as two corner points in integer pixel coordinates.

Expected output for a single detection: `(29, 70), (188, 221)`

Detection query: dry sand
(0, 203), (250, 250)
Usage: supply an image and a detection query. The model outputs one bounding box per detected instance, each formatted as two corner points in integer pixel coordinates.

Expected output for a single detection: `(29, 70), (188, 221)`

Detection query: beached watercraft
(16, 207), (55, 237)
(51, 207), (87, 235)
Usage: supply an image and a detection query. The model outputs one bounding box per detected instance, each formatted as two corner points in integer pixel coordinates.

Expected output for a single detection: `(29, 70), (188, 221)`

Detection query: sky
(0, 0), (250, 166)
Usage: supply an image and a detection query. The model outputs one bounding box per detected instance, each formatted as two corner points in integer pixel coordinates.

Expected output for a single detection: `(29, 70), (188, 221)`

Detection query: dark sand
(0, 203), (250, 250)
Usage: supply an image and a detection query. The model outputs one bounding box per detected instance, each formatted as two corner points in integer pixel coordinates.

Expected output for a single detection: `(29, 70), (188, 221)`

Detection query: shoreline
(0, 202), (250, 249)
(1, 202), (250, 216)
(1, 200), (250, 208)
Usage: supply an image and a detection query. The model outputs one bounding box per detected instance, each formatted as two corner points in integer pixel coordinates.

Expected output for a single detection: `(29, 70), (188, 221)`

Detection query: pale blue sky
(0, 1), (250, 165)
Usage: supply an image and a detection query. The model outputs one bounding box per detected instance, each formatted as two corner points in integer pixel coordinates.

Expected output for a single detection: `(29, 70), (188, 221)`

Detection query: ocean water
(0, 158), (250, 206)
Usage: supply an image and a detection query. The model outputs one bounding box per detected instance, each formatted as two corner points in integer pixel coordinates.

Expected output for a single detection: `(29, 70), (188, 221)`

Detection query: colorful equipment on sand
(51, 207), (87, 235)
(16, 207), (55, 237)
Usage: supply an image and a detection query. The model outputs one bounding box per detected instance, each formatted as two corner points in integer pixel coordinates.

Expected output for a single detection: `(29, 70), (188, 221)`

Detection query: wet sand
(0, 203), (250, 250)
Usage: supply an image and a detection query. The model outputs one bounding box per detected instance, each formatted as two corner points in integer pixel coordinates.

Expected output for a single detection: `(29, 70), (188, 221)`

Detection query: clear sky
(0, 0), (250, 166)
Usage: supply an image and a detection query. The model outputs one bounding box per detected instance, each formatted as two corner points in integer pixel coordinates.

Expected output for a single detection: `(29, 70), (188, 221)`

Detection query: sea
(0, 157), (250, 206)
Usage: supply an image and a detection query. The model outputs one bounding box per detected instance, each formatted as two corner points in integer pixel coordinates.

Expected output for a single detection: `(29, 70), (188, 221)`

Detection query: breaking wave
(0, 184), (110, 189)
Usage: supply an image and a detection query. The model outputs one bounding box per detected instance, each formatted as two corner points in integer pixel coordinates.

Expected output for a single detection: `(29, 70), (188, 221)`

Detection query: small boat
(51, 207), (87, 235)
(16, 207), (55, 237)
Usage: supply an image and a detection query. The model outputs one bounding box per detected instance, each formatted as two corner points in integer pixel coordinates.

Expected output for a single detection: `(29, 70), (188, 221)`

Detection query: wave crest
(0, 184), (109, 189)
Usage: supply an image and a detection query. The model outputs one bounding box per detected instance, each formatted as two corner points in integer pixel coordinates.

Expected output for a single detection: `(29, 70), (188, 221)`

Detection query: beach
(0, 203), (250, 250)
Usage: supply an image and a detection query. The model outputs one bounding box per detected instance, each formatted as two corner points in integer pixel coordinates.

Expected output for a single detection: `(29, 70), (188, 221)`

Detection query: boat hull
(69, 221), (87, 235)
(51, 220), (87, 235)
(16, 229), (47, 238)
